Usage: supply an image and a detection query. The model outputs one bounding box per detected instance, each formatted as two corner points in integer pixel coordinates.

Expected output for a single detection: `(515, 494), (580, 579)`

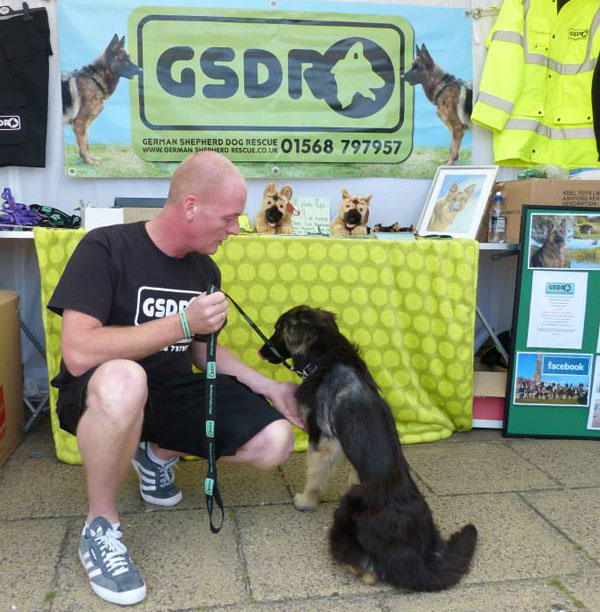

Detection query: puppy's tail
(428, 523), (478, 590)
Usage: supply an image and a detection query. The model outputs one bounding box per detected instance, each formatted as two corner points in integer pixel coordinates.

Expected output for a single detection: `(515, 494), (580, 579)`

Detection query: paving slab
(0, 518), (66, 612)
(10, 416), (56, 461)
(383, 579), (578, 612)
(524, 488), (600, 562)
(236, 503), (393, 602)
(52, 510), (247, 611)
(505, 438), (600, 488)
(176, 459), (292, 507)
(0, 457), (144, 520)
(427, 493), (585, 584)
(562, 566), (600, 612)
(209, 594), (385, 611)
(403, 441), (560, 495)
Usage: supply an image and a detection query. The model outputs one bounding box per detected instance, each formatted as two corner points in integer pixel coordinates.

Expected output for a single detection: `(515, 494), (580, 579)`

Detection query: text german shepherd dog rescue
(61, 34), (141, 164)
(404, 43), (472, 165)
(259, 306), (477, 591)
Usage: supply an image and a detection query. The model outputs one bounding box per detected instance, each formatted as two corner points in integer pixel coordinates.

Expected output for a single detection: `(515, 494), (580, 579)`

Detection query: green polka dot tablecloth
(34, 229), (479, 464)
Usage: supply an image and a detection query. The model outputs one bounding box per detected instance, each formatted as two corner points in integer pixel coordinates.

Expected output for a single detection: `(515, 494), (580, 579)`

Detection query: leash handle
(204, 284), (224, 534)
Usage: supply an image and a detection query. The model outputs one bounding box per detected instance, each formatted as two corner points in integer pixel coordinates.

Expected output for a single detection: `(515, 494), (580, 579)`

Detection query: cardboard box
(0, 290), (24, 468)
(473, 359), (507, 429)
(477, 179), (600, 243)
(81, 207), (161, 230)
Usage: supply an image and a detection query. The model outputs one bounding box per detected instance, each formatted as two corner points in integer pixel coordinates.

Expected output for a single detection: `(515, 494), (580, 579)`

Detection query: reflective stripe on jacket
(471, 0), (600, 169)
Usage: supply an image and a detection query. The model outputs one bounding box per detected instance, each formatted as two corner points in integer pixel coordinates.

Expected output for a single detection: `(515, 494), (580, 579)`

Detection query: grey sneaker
(79, 517), (146, 605)
(131, 441), (182, 506)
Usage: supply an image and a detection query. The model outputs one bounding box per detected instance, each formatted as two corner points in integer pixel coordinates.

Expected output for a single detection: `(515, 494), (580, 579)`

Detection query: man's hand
(185, 291), (229, 335)
(263, 381), (304, 430)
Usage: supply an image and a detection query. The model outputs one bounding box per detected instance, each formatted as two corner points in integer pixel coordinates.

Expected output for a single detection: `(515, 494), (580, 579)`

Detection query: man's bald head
(166, 151), (245, 206)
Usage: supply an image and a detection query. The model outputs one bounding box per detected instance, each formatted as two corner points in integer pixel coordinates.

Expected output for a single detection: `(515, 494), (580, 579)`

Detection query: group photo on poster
(58, 0), (472, 178)
(512, 352), (591, 407)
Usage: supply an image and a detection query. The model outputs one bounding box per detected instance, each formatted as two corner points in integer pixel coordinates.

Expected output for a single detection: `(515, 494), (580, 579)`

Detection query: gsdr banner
(58, 1), (472, 178)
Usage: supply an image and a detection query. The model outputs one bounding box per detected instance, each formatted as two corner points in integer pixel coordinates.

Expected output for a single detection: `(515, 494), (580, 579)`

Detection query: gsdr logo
(129, 8), (413, 164)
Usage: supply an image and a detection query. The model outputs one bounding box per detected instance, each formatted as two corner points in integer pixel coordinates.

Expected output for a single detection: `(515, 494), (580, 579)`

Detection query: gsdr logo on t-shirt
(135, 286), (202, 352)
(135, 286), (201, 324)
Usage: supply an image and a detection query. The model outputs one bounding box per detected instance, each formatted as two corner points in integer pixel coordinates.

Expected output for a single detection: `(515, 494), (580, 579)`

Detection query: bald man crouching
(48, 151), (302, 606)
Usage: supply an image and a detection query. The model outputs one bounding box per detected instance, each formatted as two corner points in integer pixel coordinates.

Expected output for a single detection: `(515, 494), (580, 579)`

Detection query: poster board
(504, 205), (600, 439)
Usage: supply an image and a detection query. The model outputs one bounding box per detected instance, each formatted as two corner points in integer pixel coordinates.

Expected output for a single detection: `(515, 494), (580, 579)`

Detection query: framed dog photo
(416, 165), (498, 238)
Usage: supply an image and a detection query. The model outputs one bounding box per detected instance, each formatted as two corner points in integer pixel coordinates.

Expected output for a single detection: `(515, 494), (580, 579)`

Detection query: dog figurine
(404, 43), (472, 165)
(253, 183), (294, 234)
(530, 218), (572, 268)
(427, 182), (475, 232)
(259, 305), (477, 591)
(61, 34), (142, 164)
(330, 189), (371, 235)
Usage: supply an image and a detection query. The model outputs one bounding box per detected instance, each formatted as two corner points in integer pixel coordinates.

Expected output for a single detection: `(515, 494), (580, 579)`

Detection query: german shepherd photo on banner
(404, 43), (472, 165)
(61, 34), (141, 165)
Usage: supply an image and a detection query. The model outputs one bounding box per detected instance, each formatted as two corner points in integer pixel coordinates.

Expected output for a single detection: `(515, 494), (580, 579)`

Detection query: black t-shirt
(48, 221), (220, 386)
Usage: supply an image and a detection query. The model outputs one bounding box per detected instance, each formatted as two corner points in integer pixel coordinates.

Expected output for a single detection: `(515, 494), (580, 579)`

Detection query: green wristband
(179, 309), (191, 341)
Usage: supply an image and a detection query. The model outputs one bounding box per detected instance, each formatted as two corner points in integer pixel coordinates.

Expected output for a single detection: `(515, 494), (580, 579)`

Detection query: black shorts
(0, 8), (52, 168)
(55, 370), (284, 459)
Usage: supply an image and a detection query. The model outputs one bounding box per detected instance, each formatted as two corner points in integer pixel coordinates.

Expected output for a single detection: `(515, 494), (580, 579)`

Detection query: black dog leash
(204, 284), (225, 534)
(201, 286), (318, 534)
(220, 290), (318, 378)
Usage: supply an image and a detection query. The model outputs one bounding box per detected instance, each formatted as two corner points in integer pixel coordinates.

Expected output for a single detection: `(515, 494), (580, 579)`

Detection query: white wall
(0, 0), (517, 387)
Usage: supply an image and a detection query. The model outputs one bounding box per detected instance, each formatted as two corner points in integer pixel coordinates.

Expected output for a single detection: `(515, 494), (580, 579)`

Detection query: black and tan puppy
(62, 34), (142, 164)
(259, 305), (477, 591)
(403, 43), (472, 165)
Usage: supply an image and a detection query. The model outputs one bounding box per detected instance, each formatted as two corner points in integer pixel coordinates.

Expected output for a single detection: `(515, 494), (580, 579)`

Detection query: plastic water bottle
(487, 191), (506, 243)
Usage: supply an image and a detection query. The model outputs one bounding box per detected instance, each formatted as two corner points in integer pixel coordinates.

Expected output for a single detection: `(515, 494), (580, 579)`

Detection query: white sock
(146, 442), (171, 466)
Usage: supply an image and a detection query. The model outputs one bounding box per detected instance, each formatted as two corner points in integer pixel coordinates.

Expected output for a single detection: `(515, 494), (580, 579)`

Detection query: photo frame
(416, 165), (499, 238)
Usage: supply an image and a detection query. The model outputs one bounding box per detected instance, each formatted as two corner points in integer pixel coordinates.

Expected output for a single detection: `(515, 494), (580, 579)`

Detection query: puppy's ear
(264, 182), (276, 197)
(108, 34), (120, 49)
(364, 195), (373, 205)
(119, 35), (126, 46)
(464, 184), (476, 198)
(448, 182), (460, 193)
(280, 185), (293, 200)
(342, 188), (351, 200)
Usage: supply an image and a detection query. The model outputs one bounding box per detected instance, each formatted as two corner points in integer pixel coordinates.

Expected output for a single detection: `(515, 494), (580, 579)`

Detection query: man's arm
(61, 292), (229, 377)
(191, 341), (304, 429)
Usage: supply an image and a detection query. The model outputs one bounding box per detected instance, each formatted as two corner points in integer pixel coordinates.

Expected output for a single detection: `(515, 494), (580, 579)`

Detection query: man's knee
(253, 419), (294, 469)
(86, 360), (147, 422)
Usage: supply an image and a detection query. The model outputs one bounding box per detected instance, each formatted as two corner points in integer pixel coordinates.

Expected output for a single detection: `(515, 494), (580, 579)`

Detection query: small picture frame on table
(416, 165), (499, 238)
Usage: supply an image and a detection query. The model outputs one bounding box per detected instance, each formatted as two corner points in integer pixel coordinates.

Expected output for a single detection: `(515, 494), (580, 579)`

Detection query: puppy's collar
(296, 362), (319, 379)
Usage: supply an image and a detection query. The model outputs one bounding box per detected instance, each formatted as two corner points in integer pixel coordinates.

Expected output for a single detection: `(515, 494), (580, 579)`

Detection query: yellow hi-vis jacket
(471, 0), (600, 169)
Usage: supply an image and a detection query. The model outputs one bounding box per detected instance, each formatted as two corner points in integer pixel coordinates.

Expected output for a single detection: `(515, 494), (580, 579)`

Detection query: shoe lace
(157, 457), (178, 488)
(94, 527), (130, 577)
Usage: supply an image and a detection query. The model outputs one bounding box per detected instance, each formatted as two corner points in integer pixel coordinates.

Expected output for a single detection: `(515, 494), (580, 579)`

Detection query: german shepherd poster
(259, 305), (477, 591)
(61, 34), (141, 164)
(404, 43), (472, 165)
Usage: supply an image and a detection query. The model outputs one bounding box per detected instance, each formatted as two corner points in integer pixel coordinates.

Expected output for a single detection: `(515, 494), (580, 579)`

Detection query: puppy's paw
(360, 572), (378, 586)
(293, 492), (318, 511)
(279, 225), (293, 234)
(352, 225), (367, 235)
